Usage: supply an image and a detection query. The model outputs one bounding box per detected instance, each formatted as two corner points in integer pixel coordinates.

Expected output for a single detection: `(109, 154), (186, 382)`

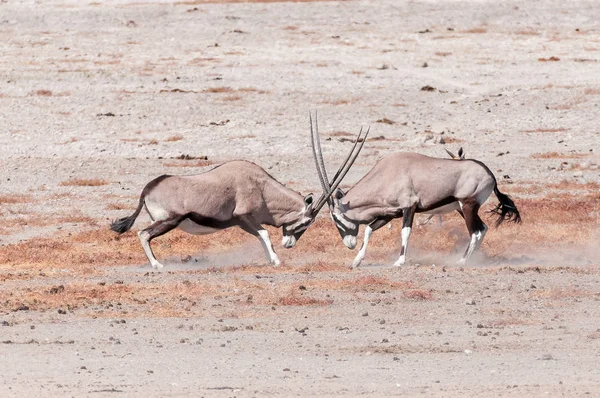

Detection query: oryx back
(347, 152), (495, 213)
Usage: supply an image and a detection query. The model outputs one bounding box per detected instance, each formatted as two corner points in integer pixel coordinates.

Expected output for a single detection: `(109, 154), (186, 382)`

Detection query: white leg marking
(258, 229), (280, 266)
(138, 230), (164, 269)
(393, 227), (411, 267)
(352, 225), (373, 268)
(458, 227), (486, 264)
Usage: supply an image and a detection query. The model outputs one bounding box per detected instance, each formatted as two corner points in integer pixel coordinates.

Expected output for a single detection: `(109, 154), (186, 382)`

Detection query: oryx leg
(352, 217), (393, 268)
(394, 204), (417, 267)
(238, 215), (280, 266)
(458, 199), (487, 265)
(138, 216), (184, 269)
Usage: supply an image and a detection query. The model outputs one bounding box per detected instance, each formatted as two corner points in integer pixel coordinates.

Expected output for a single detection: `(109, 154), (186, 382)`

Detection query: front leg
(352, 217), (393, 268)
(394, 204), (417, 267)
(237, 215), (281, 266)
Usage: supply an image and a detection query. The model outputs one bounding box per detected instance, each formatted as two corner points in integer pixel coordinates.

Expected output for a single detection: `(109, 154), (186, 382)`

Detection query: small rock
(362, 312), (369, 317)
(466, 299), (476, 305)
(464, 349), (473, 355)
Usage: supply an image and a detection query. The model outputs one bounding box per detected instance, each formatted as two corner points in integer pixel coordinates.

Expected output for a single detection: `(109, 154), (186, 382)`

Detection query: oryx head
(309, 112), (369, 250)
(281, 193), (316, 248)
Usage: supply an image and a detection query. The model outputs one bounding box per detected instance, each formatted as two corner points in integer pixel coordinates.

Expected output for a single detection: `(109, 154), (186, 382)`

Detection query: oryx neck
(262, 178), (305, 226)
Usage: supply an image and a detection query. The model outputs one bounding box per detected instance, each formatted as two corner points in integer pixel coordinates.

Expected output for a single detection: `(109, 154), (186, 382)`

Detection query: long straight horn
(310, 112), (330, 196)
(312, 126), (369, 214)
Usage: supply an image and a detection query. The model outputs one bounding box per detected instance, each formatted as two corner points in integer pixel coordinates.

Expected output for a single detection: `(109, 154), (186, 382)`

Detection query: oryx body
(110, 161), (315, 268)
(324, 152), (521, 267)
(111, 114), (366, 269)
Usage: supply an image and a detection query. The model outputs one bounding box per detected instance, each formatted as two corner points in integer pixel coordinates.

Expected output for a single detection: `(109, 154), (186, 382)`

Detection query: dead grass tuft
(277, 291), (332, 307)
(60, 178), (109, 187)
(0, 194), (32, 204)
(105, 203), (130, 211)
(203, 86), (233, 93)
(33, 89), (53, 96)
(220, 95), (242, 102)
(514, 29), (540, 36)
(531, 151), (590, 159)
(584, 88), (600, 95)
(461, 27), (487, 34)
(162, 160), (213, 168)
(165, 135), (184, 142)
(521, 127), (568, 133)
(404, 289), (434, 300)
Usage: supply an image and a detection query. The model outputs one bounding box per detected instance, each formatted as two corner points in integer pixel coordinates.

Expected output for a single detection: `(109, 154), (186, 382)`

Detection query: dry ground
(1, 0), (599, 396)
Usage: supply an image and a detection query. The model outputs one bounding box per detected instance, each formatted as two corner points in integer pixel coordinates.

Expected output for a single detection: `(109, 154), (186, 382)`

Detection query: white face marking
(343, 235), (357, 249)
(282, 235), (296, 248)
(333, 212), (355, 231)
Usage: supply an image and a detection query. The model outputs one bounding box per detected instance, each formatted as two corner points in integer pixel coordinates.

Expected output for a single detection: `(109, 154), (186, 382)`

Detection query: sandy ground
(1, 0), (600, 396)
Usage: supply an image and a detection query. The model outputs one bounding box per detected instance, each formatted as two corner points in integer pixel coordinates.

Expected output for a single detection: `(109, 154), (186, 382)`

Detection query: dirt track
(1, 0), (599, 396)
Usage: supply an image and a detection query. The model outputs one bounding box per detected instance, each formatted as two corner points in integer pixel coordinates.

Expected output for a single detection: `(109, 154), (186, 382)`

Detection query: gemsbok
(310, 126), (521, 267)
(110, 116), (367, 269)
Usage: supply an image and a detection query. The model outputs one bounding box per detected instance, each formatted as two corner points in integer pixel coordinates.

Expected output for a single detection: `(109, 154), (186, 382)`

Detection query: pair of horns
(310, 112), (369, 214)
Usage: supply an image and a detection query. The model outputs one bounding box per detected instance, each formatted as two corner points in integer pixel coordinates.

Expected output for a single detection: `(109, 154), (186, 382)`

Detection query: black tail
(490, 186), (521, 227)
(110, 195), (145, 234)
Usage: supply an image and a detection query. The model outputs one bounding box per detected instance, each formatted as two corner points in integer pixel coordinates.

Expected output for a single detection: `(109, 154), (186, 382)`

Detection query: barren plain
(1, 0), (599, 396)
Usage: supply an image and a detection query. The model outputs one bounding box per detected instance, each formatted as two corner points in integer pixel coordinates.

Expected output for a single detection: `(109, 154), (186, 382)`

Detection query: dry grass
(60, 178), (109, 187)
(176, 0), (343, 3)
(0, 225), (252, 270)
(531, 151), (591, 159)
(165, 135), (184, 142)
(0, 194), (32, 204)
(521, 127), (568, 133)
(220, 95), (242, 102)
(203, 86), (233, 93)
(538, 56), (560, 62)
(514, 29), (540, 36)
(584, 88), (600, 95)
(162, 160), (213, 168)
(461, 27), (487, 34)
(105, 202), (130, 211)
(404, 289), (434, 300)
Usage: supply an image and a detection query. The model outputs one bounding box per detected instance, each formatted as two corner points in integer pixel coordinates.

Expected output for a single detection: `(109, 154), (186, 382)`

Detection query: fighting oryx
(310, 126), (521, 267)
(110, 118), (366, 269)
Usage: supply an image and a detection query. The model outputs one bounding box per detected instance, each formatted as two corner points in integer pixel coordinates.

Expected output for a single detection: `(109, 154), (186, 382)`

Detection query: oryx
(310, 127), (521, 267)
(110, 117), (366, 269)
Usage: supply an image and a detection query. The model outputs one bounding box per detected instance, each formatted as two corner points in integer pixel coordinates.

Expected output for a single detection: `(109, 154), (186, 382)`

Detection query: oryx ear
(458, 147), (464, 159)
(304, 193), (315, 208)
(334, 188), (345, 200)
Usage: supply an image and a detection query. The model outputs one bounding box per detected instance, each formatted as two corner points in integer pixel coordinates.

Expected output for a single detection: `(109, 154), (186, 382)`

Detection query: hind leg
(458, 199), (487, 265)
(138, 216), (183, 269)
(394, 204), (417, 267)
